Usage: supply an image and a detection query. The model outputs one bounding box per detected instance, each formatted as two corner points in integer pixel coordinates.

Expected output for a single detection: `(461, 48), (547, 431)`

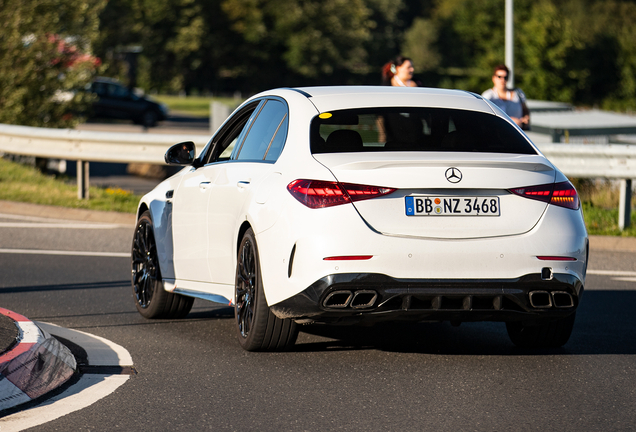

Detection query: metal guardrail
(536, 143), (635, 229)
(0, 123), (634, 228)
(0, 123), (209, 199)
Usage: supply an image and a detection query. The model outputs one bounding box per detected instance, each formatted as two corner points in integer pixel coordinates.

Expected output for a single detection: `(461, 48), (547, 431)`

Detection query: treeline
(1, 0), (635, 128)
(95, 0), (636, 111)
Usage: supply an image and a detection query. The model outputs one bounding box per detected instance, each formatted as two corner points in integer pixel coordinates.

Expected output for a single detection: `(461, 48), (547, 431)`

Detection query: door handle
(237, 180), (250, 189)
(199, 182), (211, 190)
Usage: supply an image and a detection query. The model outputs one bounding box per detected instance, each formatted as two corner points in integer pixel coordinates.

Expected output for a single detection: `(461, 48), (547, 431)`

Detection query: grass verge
(572, 178), (636, 236)
(152, 95), (241, 117)
(0, 157), (140, 213)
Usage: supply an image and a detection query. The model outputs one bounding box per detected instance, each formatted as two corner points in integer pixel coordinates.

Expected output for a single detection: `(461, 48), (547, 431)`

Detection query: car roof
(280, 86), (494, 114)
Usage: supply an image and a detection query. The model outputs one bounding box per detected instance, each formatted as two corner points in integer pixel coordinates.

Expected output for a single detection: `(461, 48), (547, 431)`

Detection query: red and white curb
(1, 322), (133, 431)
(0, 308), (76, 411)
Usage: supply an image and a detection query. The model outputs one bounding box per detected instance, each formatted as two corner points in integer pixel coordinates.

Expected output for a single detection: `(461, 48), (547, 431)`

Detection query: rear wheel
(131, 211), (193, 319)
(506, 313), (576, 348)
(234, 228), (298, 351)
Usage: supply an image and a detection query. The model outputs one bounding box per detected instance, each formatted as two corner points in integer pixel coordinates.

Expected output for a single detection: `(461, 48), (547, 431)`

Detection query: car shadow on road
(293, 290), (636, 356)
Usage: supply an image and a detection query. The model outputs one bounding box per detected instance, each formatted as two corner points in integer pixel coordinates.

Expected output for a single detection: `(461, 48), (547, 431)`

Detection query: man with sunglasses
(482, 64), (530, 130)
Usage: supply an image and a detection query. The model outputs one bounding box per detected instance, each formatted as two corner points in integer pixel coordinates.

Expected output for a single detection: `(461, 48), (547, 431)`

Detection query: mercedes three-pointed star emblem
(445, 167), (463, 183)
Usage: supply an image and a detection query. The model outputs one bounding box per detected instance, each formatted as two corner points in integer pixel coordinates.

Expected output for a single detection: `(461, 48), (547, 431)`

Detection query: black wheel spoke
(132, 217), (159, 309)
(236, 237), (257, 338)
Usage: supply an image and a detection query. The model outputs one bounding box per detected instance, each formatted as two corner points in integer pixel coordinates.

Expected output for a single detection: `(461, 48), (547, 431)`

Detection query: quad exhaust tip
(323, 290), (378, 309)
(529, 290), (574, 309)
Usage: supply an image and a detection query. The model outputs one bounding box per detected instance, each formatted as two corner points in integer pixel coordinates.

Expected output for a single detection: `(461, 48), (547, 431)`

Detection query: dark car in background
(87, 77), (169, 127)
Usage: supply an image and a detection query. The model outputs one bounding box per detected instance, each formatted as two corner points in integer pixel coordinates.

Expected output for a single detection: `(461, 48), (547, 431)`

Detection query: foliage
(4, 0), (636, 123)
(95, 0), (406, 93)
(0, 0), (105, 128)
(402, 18), (440, 73)
(412, 0), (636, 109)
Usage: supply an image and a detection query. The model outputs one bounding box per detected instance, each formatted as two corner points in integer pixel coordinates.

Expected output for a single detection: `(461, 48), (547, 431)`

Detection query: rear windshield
(311, 108), (536, 155)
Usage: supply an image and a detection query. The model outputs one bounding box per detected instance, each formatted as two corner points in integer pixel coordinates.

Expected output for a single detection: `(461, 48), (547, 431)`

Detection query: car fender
(138, 173), (185, 281)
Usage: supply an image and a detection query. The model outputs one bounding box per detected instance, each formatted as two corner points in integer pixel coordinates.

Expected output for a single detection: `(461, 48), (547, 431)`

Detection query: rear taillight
(287, 179), (396, 209)
(510, 181), (580, 210)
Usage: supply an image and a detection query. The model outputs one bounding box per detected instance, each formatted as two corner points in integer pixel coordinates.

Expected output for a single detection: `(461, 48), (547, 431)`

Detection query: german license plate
(405, 196), (500, 216)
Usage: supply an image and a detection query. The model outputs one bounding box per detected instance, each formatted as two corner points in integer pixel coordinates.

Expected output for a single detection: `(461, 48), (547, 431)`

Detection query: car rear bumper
(269, 272), (583, 325)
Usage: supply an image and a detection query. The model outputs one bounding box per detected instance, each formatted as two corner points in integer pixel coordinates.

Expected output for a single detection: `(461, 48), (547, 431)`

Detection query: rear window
(310, 108), (536, 155)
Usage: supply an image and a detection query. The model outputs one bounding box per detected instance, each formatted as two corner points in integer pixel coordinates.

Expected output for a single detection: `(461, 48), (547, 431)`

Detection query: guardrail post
(618, 179), (632, 230)
(77, 160), (90, 200)
(211, 102), (230, 134)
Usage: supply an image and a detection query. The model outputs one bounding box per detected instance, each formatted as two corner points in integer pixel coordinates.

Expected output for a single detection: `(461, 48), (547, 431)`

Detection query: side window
(264, 114), (288, 161)
(202, 101), (260, 164)
(234, 99), (288, 162)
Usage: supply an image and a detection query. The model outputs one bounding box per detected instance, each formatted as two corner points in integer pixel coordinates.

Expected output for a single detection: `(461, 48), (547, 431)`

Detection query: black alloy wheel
(131, 211), (193, 319)
(234, 228), (298, 351)
(235, 234), (256, 338)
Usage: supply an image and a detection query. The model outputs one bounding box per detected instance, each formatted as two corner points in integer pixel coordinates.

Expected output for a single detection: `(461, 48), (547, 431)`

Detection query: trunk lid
(313, 152), (556, 239)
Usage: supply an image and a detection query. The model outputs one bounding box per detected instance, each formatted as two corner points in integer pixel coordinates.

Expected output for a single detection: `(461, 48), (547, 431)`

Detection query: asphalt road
(1, 211), (635, 431)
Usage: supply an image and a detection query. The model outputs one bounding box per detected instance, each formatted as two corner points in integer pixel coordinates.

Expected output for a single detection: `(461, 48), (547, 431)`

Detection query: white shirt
(482, 88), (526, 119)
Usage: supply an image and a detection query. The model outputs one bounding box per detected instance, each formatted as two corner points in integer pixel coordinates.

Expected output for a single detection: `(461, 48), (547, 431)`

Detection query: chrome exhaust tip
(529, 290), (553, 309)
(350, 290), (378, 309)
(323, 290), (353, 308)
(551, 291), (574, 308)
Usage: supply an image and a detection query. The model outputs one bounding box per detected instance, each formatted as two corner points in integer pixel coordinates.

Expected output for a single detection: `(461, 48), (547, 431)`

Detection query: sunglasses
(495, 74), (508, 80)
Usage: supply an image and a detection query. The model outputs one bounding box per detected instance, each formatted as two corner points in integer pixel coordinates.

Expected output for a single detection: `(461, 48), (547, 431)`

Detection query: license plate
(405, 196), (500, 216)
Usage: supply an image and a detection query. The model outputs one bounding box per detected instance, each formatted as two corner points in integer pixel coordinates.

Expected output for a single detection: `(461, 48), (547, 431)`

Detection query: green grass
(0, 157), (140, 213)
(581, 202), (636, 236)
(152, 95), (241, 117)
(572, 178), (636, 236)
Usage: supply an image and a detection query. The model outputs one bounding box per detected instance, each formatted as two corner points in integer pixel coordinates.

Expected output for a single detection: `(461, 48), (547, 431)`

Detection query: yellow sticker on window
(319, 113), (333, 119)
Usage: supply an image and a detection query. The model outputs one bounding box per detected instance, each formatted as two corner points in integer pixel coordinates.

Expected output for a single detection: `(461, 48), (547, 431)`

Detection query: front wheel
(131, 211), (193, 319)
(234, 228), (298, 351)
(506, 313), (576, 348)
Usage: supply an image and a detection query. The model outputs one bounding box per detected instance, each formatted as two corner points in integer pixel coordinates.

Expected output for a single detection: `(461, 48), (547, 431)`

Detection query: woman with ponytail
(381, 56), (418, 87)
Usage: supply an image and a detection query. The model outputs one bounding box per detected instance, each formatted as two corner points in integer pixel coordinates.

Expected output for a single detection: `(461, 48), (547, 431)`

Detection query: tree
(0, 0), (105, 127)
(222, 0), (374, 77)
(517, 0), (587, 102)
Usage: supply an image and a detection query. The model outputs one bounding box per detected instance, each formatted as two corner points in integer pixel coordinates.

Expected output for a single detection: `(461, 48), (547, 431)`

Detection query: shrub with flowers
(0, 0), (105, 128)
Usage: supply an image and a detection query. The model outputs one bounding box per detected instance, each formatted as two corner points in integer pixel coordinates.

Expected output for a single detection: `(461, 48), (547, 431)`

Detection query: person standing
(482, 64), (530, 129)
(381, 56), (419, 87)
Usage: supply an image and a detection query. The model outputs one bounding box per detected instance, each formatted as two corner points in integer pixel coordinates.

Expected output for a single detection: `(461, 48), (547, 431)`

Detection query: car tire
(131, 211), (193, 319)
(506, 313), (576, 348)
(234, 228), (298, 351)
(141, 110), (158, 128)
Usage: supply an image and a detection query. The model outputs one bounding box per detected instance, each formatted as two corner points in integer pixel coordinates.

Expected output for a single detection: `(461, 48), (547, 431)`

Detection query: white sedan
(131, 86), (588, 351)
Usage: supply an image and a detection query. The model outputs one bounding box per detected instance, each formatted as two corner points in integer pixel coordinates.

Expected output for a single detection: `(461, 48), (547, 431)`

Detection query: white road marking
(0, 248), (129, 258)
(0, 322), (133, 431)
(0, 213), (129, 229)
(587, 270), (636, 277)
(0, 222), (123, 229)
(611, 277), (636, 283)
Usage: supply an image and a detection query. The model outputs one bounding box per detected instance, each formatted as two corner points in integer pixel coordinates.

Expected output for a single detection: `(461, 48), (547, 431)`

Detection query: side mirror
(165, 141), (196, 165)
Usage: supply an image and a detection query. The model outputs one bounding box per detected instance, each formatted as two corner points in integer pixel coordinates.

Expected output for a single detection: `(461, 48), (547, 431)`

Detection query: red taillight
(510, 181), (580, 210)
(287, 179), (396, 209)
(323, 255), (373, 261)
(536, 256), (577, 261)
